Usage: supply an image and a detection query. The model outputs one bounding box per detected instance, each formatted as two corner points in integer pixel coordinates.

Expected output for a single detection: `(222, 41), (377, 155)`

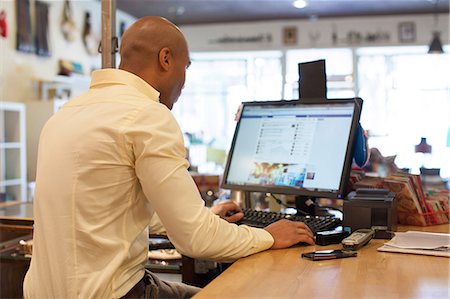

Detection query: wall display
(16, 0), (34, 53)
(398, 22), (416, 42)
(333, 30), (390, 45)
(82, 12), (99, 55)
(208, 33), (273, 45)
(35, 1), (50, 57)
(283, 26), (297, 45)
(61, 0), (76, 42)
(332, 25), (338, 45)
(0, 10), (7, 38)
(308, 31), (320, 45)
(58, 59), (84, 76)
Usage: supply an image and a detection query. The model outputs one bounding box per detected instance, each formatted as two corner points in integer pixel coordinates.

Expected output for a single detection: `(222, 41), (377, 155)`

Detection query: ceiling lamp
(428, 31), (444, 54)
(293, 0), (308, 9)
(428, 0), (444, 54)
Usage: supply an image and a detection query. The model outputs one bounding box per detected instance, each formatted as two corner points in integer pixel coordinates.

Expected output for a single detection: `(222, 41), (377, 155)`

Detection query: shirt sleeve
(130, 104), (274, 262)
(149, 213), (167, 235)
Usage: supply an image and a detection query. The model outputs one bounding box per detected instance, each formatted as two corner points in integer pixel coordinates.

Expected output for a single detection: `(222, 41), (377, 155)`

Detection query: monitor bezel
(221, 97), (363, 199)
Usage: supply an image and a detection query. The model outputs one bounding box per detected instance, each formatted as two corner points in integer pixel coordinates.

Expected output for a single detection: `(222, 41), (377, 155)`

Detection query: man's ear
(158, 47), (171, 71)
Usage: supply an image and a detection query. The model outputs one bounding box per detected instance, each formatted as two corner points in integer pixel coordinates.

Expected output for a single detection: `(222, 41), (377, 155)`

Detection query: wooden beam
(100, 0), (117, 68)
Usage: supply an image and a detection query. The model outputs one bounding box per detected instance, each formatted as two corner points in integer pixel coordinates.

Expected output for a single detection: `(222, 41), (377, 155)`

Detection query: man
(24, 17), (314, 299)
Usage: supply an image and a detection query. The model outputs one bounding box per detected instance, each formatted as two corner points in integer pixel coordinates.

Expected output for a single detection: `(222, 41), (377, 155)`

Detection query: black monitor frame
(221, 97), (363, 202)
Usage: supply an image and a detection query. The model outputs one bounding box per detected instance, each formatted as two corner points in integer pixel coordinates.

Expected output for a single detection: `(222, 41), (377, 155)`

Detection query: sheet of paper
(384, 231), (450, 250)
(377, 245), (450, 257)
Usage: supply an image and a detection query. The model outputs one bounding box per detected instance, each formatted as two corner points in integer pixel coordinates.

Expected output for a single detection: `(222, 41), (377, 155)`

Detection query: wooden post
(100, 0), (117, 68)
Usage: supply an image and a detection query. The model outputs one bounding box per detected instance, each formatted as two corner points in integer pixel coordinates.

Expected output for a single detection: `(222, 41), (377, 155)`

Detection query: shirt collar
(90, 68), (160, 102)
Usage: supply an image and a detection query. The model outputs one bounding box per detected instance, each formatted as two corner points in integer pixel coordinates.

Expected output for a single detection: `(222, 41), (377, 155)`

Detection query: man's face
(162, 43), (191, 110)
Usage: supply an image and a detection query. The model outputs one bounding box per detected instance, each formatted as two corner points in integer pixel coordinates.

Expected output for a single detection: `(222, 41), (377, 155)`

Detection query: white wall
(0, 0), (136, 182)
(0, 0), (136, 103)
(1, 4), (448, 181)
(181, 14), (449, 52)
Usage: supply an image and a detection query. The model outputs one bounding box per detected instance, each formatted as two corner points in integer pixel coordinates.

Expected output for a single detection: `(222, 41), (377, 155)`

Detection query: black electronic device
(237, 208), (341, 233)
(298, 59), (327, 99)
(222, 98), (363, 216)
(341, 228), (375, 250)
(315, 226), (350, 245)
(301, 249), (357, 261)
(343, 188), (397, 239)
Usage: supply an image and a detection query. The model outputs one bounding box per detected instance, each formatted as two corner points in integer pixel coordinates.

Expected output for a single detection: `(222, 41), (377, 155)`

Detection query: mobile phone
(341, 229), (375, 250)
(301, 249), (357, 261)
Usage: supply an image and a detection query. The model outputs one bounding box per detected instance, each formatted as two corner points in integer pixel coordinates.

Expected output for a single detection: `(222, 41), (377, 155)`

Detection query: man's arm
(151, 199), (315, 249)
(149, 213), (166, 235)
(149, 200), (243, 234)
(132, 106), (313, 262)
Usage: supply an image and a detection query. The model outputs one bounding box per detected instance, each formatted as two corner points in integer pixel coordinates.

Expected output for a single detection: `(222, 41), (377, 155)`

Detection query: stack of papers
(377, 231), (450, 257)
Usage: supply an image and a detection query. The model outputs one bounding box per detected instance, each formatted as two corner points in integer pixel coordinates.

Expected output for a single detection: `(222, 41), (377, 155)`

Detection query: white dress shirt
(23, 69), (273, 299)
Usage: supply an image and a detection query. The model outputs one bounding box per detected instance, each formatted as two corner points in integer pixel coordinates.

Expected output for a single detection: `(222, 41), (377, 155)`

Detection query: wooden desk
(0, 202), (204, 297)
(194, 224), (450, 298)
(0, 202), (34, 299)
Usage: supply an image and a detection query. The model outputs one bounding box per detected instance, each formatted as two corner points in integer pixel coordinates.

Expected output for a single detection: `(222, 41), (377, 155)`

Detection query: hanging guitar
(82, 11), (99, 55)
(61, 0), (76, 42)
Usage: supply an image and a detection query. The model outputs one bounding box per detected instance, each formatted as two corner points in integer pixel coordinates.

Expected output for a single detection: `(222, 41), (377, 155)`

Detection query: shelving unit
(0, 102), (27, 205)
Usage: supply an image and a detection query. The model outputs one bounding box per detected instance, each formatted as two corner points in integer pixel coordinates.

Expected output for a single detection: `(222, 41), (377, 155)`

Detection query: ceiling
(115, 0), (450, 26)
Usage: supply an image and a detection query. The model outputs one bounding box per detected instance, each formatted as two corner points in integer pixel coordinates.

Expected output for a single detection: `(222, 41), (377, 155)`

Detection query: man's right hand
(264, 219), (315, 249)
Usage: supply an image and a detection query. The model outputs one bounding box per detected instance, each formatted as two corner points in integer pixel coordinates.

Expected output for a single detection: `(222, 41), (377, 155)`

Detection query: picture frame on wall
(16, 0), (35, 53)
(398, 22), (416, 43)
(283, 26), (298, 45)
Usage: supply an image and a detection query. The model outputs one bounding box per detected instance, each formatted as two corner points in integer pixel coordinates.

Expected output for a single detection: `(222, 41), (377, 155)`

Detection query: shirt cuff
(242, 225), (275, 250)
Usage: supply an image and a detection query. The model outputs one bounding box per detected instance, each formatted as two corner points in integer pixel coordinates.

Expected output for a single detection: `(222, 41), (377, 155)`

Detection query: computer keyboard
(238, 208), (341, 233)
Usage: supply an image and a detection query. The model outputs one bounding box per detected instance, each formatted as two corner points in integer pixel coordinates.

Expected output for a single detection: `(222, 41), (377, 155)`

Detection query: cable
(268, 193), (310, 216)
(269, 193), (343, 216)
(267, 193), (289, 208)
(318, 205), (344, 215)
(293, 208), (310, 216)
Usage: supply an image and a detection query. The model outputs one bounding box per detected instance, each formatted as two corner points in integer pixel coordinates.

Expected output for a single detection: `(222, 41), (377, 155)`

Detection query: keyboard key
(237, 208), (341, 233)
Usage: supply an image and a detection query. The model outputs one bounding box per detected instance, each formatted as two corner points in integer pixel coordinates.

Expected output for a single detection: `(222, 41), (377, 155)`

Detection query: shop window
(357, 45), (450, 177)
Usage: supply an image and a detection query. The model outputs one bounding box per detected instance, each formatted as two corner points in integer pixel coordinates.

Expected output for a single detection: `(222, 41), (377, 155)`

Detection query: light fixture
(428, 0), (444, 54)
(428, 31), (444, 54)
(415, 137), (432, 170)
(293, 0), (308, 9)
(415, 137), (432, 154)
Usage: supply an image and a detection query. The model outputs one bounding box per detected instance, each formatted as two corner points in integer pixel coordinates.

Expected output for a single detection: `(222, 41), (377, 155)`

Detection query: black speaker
(298, 59), (327, 99)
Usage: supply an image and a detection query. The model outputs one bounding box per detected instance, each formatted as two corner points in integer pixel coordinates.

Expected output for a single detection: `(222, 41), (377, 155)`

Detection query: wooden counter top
(194, 224), (450, 298)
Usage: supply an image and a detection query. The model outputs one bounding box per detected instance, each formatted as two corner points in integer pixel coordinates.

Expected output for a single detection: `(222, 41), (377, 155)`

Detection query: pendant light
(428, 0), (444, 54)
(428, 32), (444, 53)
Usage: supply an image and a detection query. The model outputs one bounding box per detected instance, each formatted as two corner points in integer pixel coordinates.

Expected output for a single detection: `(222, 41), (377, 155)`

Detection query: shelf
(0, 143), (22, 149)
(0, 102), (27, 203)
(0, 179), (22, 187)
(0, 201), (22, 209)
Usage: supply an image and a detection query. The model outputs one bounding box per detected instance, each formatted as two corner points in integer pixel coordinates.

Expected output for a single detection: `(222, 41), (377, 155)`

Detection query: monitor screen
(222, 98), (362, 199)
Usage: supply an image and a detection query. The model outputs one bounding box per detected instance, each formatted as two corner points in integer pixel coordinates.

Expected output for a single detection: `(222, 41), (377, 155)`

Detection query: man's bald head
(119, 16), (191, 109)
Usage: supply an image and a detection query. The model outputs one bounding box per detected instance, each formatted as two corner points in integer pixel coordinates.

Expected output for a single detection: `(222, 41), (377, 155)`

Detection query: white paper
(383, 231), (450, 250)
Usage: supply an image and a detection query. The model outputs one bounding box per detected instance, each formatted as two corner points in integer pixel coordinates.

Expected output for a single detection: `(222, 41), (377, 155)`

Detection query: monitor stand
(295, 196), (334, 217)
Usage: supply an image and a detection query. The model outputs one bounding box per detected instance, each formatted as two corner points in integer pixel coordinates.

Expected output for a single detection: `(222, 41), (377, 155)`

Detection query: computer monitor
(221, 98), (362, 211)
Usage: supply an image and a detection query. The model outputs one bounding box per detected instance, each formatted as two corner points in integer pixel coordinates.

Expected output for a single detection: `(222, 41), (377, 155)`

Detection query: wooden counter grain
(194, 224), (450, 299)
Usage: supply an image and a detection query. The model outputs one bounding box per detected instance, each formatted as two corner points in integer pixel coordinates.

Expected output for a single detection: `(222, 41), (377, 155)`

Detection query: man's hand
(264, 219), (315, 248)
(210, 201), (244, 223)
